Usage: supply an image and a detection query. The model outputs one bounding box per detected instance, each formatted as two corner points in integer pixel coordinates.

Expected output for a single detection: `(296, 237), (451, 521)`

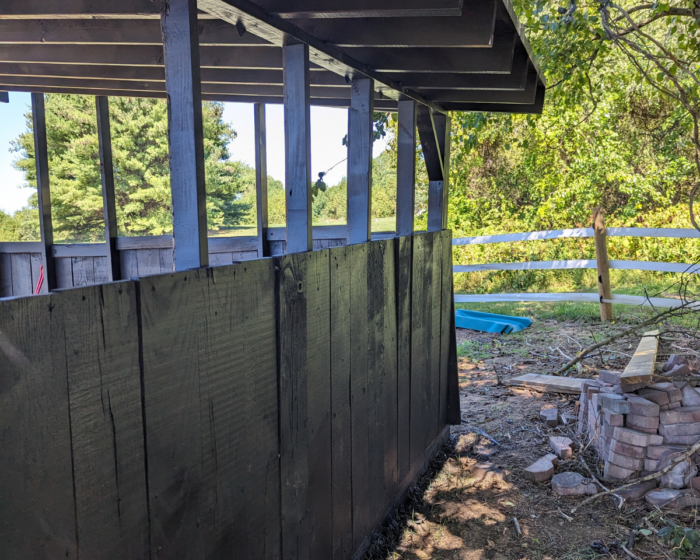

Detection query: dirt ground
(367, 317), (700, 560)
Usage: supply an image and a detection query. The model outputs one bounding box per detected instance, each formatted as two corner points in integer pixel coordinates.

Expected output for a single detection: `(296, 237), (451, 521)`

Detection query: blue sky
(0, 92), (387, 215)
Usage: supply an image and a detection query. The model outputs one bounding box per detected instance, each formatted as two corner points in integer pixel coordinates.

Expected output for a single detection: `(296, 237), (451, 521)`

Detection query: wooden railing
(452, 225), (700, 311)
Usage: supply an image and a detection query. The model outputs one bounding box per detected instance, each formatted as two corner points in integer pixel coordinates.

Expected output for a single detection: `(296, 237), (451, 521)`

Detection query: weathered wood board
(620, 330), (659, 387)
(506, 373), (591, 394)
(139, 260), (280, 559)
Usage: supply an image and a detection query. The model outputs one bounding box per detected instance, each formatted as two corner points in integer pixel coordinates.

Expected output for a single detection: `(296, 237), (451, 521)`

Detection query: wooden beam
(95, 96), (121, 281)
(0, 19), (270, 45)
(161, 0), (208, 270)
(346, 78), (374, 244)
(427, 112), (450, 232)
(396, 99), (416, 237)
(0, 0), (463, 18)
(416, 105), (443, 182)
(593, 208), (613, 322)
(0, 90), (7, 102)
(31, 92), (56, 291)
(283, 41), (312, 254)
(441, 84), (546, 114)
(254, 103), (270, 257)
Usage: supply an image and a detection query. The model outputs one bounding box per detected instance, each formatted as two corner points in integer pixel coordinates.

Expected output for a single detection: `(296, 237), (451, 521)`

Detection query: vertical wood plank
(120, 249), (139, 278)
(136, 248), (161, 276)
(93, 256), (110, 284)
(329, 245), (353, 560)
(55, 256), (74, 288)
(394, 235), (412, 484)
(410, 233), (431, 471)
(140, 259), (280, 559)
(306, 250), (332, 560)
(72, 256), (96, 286)
(209, 252), (233, 267)
(0, 294), (76, 558)
(11, 253), (33, 296)
(439, 231), (452, 428)
(278, 251), (311, 559)
(0, 252), (13, 296)
(159, 247), (174, 272)
(349, 243), (370, 549)
(96, 96), (122, 281)
(428, 232), (442, 443)
(396, 100), (416, 237)
(61, 282), (149, 558)
(283, 42), (312, 254)
(161, 0), (208, 270)
(255, 103), (270, 257)
(31, 93), (57, 290)
(416, 105), (444, 183)
(347, 78), (374, 245)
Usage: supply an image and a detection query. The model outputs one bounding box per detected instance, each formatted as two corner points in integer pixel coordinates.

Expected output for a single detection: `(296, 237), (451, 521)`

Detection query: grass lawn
(208, 216), (397, 237)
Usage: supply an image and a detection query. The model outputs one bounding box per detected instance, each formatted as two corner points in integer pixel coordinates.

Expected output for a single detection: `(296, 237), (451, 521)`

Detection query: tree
(11, 95), (252, 242)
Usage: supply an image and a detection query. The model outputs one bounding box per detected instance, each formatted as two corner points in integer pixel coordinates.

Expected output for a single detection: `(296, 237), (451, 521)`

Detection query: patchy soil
(368, 317), (700, 559)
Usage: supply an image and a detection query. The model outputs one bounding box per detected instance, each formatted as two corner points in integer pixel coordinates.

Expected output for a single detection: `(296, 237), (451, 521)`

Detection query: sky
(0, 92), (387, 215)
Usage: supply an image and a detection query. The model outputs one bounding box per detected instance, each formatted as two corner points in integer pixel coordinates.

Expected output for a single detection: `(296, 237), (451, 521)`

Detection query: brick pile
(579, 357), (700, 483)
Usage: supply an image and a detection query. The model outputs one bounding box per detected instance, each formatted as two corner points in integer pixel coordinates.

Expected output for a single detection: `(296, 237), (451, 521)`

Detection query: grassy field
(208, 216), (397, 237)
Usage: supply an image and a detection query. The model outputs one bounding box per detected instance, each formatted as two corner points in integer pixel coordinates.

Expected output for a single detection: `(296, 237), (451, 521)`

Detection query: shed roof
(0, 0), (544, 113)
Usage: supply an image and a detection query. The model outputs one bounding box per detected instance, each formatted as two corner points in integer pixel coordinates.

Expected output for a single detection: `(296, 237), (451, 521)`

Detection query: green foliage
(9, 95), (252, 242)
(657, 525), (700, 558)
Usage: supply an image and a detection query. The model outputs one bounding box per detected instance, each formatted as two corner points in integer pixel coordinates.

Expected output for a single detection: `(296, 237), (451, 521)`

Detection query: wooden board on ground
(506, 374), (591, 394)
(620, 330), (659, 387)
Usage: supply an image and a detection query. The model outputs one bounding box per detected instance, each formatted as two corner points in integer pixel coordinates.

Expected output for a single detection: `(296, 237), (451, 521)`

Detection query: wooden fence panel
(55, 257), (73, 288)
(0, 293), (76, 558)
(0, 252), (12, 296)
(428, 232), (442, 445)
(139, 260), (280, 560)
(11, 253), (33, 296)
(394, 235), (412, 486)
(60, 282), (149, 558)
(306, 251), (333, 560)
(349, 243), (371, 549)
(329, 246), (353, 560)
(440, 230), (455, 427)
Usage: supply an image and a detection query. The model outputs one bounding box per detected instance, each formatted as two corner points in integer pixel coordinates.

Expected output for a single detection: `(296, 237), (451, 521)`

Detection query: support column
(347, 78), (374, 245)
(0, 91), (8, 103)
(96, 96), (121, 281)
(161, 0), (208, 270)
(417, 105), (451, 233)
(396, 99), (416, 237)
(254, 103), (270, 257)
(283, 41), (312, 254)
(31, 93), (56, 292)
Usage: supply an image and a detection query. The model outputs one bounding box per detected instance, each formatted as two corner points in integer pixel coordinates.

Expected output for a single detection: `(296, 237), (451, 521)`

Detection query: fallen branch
(513, 517), (521, 536)
(475, 428), (500, 446)
(571, 439), (700, 513)
(621, 543), (643, 560)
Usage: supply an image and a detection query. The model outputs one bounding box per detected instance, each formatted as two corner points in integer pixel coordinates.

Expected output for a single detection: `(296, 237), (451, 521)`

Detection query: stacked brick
(578, 366), (700, 482)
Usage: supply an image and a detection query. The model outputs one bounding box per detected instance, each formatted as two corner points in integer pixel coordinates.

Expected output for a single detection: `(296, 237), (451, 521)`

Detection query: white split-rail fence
(452, 225), (700, 310)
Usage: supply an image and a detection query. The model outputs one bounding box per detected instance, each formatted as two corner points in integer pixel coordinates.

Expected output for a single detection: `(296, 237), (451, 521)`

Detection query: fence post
(593, 207), (613, 321)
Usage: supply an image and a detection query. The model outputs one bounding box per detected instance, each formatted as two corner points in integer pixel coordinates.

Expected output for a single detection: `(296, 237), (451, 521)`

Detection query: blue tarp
(455, 309), (532, 334)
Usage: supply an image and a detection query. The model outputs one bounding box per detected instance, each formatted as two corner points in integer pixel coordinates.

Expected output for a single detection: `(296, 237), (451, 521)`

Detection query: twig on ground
(571, 439), (700, 513)
(513, 517), (522, 536)
(551, 346), (574, 362)
(475, 428), (500, 446)
(671, 344), (700, 356)
(565, 334), (583, 351)
(621, 544), (643, 560)
(558, 508), (573, 522)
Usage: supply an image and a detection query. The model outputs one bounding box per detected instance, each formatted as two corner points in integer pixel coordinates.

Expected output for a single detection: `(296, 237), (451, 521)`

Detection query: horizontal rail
(454, 259), (700, 274)
(452, 227), (700, 246)
(454, 292), (689, 308)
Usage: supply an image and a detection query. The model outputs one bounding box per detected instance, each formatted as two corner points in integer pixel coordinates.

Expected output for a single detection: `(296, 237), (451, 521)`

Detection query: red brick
(524, 454), (557, 482)
(551, 472), (598, 496)
(608, 439), (646, 459)
(549, 436), (573, 460)
(604, 462), (636, 480)
(603, 409), (624, 426)
(660, 406), (700, 424)
(607, 450), (643, 470)
(649, 434), (664, 446)
(616, 479), (658, 501)
(659, 422), (700, 437)
(599, 369), (623, 385)
(627, 396), (660, 417)
(637, 389), (670, 406)
(613, 427), (650, 447)
(663, 434), (700, 445)
(626, 414), (660, 430)
(647, 445), (685, 459)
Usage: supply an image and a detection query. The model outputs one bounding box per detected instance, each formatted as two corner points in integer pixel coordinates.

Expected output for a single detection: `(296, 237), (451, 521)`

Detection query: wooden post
(31, 92), (56, 292)
(160, 0), (208, 271)
(593, 207), (613, 322)
(254, 103), (270, 257)
(0, 91), (8, 103)
(429, 112), (451, 231)
(347, 78), (374, 245)
(96, 96), (121, 281)
(283, 41), (312, 254)
(396, 99), (416, 237)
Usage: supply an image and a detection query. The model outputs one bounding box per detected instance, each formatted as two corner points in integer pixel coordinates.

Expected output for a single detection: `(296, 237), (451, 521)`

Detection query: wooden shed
(0, 1), (543, 558)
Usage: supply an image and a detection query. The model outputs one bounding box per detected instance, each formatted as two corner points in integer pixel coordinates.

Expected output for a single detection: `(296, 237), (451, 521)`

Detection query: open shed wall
(0, 231), (459, 560)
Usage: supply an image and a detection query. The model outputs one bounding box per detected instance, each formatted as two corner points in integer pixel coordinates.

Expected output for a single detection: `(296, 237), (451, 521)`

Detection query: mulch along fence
(0, 230), (459, 560)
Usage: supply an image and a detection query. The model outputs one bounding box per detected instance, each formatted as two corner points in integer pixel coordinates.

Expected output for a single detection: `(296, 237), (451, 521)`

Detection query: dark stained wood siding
(0, 232), (459, 560)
